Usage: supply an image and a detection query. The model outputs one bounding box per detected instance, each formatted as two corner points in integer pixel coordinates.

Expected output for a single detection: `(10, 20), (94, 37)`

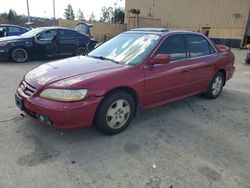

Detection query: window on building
(155, 34), (186, 61)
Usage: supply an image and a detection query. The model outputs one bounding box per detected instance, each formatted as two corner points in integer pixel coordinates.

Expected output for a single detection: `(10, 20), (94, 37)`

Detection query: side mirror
(150, 54), (171, 65)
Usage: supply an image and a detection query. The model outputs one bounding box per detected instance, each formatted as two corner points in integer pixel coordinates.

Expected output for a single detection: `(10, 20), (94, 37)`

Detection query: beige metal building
(125, 0), (250, 47)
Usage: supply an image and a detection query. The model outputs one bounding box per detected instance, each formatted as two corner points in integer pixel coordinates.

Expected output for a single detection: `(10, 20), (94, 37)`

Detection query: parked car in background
(15, 28), (235, 134)
(75, 22), (93, 38)
(0, 24), (29, 38)
(246, 51), (250, 64)
(0, 27), (97, 63)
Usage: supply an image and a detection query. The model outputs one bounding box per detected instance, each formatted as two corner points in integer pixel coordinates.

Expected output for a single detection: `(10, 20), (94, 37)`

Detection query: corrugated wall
(125, 0), (250, 41)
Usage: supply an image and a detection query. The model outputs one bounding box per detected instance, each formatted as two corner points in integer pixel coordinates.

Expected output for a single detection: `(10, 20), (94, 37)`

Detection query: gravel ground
(0, 49), (249, 188)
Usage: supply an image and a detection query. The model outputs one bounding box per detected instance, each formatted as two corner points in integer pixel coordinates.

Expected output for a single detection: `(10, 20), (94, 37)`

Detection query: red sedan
(15, 28), (235, 134)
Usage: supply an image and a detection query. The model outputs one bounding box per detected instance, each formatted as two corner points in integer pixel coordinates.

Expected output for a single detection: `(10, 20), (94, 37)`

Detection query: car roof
(0, 24), (26, 28)
(35, 26), (76, 31)
(131, 28), (169, 32)
(125, 27), (199, 36)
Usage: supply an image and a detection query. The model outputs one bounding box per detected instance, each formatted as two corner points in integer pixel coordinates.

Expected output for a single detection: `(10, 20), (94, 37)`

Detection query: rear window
(59, 29), (77, 38)
(186, 35), (211, 58)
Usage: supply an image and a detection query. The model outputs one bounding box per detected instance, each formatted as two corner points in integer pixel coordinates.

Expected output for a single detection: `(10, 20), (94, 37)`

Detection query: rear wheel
(11, 47), (28, 63)
(76, 46), (88, 56)
(94, 91), (135, 135)
(203, 71), (225, 99)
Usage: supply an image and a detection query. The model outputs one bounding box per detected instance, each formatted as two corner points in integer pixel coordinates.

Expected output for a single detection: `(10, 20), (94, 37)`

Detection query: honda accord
(15, 28), (235, 134)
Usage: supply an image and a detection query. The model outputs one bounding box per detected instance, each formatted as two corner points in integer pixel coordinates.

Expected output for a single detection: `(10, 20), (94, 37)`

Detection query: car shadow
(13, 89), (250, 185)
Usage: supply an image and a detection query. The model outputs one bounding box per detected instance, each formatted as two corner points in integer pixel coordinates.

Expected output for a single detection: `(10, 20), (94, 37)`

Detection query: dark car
(0, 24), (29, 38)
(15, 28), (235, 134)
(246, 51), (250, 64)
(0, 27), (97, 63)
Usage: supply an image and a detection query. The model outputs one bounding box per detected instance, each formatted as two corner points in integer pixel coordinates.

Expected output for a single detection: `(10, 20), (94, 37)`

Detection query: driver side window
(37, 30), (57, 41)
(155, 34), (187, 61)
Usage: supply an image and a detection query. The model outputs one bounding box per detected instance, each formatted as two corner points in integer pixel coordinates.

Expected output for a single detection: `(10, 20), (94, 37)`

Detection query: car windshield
(88, 33), (160, 65)
(21, 28), (44, 37)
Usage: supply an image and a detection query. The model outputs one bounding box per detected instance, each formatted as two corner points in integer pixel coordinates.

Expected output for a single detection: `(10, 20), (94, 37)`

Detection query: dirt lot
(0, 49), (249, 188)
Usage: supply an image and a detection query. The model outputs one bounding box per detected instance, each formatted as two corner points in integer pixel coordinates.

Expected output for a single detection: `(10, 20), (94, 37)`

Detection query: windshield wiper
(88, 55), (120, 64)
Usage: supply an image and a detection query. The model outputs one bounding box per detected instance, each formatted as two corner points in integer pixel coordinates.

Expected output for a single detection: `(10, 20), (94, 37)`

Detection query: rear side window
(186, 35), (212, 58)
(9, 26), (21, 33)
(155, 34), (186, 61)
(59, 29), (77, 38)
(209, 43), (216, 54)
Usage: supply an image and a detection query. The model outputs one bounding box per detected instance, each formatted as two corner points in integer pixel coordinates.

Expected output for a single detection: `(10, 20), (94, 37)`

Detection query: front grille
(19, 81), (36, 97)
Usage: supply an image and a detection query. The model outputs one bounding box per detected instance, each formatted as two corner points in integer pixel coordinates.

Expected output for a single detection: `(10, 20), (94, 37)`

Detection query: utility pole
(26, 0), (31, 22)
(113, 2), (117, 24)
(53, 0), (56, 20)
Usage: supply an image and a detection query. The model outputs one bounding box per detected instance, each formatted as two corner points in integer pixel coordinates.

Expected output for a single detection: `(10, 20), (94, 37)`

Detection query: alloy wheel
(12, 48), (28, 63)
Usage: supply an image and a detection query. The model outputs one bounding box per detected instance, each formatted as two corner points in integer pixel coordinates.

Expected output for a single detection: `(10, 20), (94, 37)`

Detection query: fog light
(36, 114), (52, 125)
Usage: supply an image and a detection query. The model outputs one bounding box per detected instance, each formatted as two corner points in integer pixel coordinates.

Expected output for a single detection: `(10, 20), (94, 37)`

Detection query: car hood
(25, 56), (124, 88)
(0, 35), (23, 42)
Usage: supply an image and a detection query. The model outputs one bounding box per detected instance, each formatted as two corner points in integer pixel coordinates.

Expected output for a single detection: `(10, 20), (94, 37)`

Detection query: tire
(94, 91), (135, 135)
(76, 46), (88, 56)
(203, 71), (225, 99)
(11, 47), (29, 63)
(246, 52), (250, 64)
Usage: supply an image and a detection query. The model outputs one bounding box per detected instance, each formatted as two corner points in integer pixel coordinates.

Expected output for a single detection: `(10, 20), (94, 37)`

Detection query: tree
(76, 9), (85, 21)
(89, 12), (96, 22)
(100, 6), (113, 23)
(64, 4), (75, 20)
(114, 8), (124, 24)
(7, 9), (19, 24)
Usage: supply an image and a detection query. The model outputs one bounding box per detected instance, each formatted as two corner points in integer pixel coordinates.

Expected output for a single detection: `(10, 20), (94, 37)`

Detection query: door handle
(182, 68), (189, 72)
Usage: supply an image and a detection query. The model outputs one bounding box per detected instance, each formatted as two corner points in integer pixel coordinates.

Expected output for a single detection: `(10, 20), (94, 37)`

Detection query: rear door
(58, 29), (80, 55)
(144, 34), (190, 107)
(184, 34), (218, 93)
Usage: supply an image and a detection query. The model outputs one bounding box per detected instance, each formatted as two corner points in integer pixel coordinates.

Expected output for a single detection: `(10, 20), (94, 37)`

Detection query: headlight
(40, 89), (88, 102)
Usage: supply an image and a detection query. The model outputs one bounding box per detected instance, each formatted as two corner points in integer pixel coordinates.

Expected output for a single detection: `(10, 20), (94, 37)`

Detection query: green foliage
(100, 6), (113, 23)
(89, 12), (96, 22)
(114, 8), (124, 24)
(76, 9), (85, 21)
(64, 4), (75, 20)
(7, 9), (19, 24)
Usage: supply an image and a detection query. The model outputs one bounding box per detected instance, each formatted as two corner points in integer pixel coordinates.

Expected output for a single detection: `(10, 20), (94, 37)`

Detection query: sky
(0, 0), (125, 20)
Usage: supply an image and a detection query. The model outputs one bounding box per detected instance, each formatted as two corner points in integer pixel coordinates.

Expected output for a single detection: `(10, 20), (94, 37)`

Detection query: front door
(144, 34), (190, 108)
(34, 29), (58, 57)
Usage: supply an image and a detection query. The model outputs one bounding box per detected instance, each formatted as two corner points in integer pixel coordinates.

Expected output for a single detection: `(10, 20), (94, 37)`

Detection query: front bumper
(0, 49), (9, 58)
(15, 91), (103, 129)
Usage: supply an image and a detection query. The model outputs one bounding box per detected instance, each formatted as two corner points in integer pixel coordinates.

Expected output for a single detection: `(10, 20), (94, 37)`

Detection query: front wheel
(11, 47), (29, 63)
(94, 91), (135, 135)
(203, 71), (225, 99)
